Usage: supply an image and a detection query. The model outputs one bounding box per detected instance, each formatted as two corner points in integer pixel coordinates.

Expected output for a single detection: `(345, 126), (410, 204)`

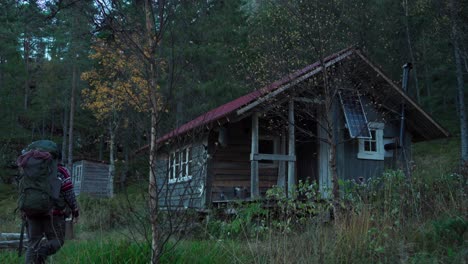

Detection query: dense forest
(0, 0), (467, 263)
(0, 0), (467, 171)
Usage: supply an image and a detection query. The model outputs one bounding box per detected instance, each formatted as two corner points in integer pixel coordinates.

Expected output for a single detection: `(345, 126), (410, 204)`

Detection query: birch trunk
(67, 63), (77, 170)
(450, 0), (468, 162)
(144, 0), (161, 262)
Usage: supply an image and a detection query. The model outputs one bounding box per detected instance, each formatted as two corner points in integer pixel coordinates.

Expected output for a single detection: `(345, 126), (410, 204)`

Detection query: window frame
(73, 164), (83, 185)
(168, 146), (193, 184)
(357, 122), (385, 160)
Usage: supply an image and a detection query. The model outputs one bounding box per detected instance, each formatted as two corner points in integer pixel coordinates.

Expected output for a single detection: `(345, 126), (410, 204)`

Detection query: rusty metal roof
(157, 47), (356, 144)
(155, 47), (449, 146)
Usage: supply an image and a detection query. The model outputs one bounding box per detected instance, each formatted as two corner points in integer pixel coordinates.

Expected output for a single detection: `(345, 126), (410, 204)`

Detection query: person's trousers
(25, 214), (66, 264)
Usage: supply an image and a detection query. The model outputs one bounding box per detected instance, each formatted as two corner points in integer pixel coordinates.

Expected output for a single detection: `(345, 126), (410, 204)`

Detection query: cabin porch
(209, 99), (321, 203)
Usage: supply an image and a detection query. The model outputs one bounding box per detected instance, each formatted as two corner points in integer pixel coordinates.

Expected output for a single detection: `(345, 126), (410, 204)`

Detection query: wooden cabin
(72, 160), (113, 198)
(153, 47), (449, 209)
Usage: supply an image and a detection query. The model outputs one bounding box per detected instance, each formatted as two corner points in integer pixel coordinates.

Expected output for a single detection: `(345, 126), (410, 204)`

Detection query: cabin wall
(210, 119), (277, 201)
(156, 139), (208, 209)
(337, 96), (412, 182)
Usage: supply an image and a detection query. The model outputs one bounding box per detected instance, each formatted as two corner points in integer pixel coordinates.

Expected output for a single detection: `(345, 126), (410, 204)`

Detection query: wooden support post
(288, 100), (296, 197)
(318, 116), (332, 199)
(250, 112), (260, 199)
(277, 133), (286, 189)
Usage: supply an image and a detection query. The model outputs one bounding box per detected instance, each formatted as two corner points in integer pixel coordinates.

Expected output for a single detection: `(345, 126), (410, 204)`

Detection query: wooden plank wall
(81, 161), (111, 198)
(210, 120), (278, 201)
(156, 141), (208, 209)
(338, 97), (407, 182)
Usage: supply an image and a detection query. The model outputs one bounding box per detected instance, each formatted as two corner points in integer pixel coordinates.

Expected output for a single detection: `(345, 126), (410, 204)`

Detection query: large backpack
(16, 140), (61, 217)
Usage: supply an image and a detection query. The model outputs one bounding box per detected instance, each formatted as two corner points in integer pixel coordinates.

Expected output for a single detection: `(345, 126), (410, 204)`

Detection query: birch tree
(449, 0), (468, 162)
(91, 1), (199, 262)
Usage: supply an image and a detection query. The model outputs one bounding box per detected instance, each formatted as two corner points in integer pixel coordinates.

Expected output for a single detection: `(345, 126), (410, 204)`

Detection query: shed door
(73, 164), (83, 194)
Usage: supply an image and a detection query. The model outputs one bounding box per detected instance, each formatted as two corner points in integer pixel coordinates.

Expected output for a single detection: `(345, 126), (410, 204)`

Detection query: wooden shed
(152, 47), (449, 209)
(72, 160), (113, 198)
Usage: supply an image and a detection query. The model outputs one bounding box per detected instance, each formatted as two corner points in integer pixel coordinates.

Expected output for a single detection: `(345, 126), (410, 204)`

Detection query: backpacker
(16, 140), (61, 217)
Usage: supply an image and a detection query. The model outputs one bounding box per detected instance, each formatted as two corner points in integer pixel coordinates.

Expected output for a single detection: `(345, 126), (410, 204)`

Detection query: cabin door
(296, 140), (318, 185)
(295, 119), (319, 186)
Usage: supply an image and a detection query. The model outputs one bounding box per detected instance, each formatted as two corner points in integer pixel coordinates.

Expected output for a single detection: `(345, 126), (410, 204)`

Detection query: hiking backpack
(16, 140), (62, 217)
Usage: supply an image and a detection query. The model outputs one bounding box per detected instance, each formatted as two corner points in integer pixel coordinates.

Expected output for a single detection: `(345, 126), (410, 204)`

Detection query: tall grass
(207, 171), (467, 263)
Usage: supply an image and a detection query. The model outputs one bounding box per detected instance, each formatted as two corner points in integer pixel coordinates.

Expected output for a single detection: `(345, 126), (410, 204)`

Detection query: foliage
(202, 182), (332, 240)
(265, 181), (332, 231)
(204, 202), (268, 239)
(81, 37), (151, 121)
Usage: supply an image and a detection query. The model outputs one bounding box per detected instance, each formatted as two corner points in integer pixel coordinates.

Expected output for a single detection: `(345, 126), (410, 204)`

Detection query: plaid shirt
(52, 165), (79, 215)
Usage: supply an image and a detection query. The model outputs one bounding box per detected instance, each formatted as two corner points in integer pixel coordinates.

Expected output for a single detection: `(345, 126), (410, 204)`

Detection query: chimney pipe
(400, 63), (413, 147)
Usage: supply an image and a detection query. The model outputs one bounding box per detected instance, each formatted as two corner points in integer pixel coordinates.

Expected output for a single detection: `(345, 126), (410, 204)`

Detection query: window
(73, 165), (83, 185)
(358, 122), (384, 160)
(168, 147), (192, 183)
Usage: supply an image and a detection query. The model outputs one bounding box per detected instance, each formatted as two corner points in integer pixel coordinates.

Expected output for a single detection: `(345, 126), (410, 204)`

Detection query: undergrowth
(198, 170), (466, 263)
(1, 139), (466, 263)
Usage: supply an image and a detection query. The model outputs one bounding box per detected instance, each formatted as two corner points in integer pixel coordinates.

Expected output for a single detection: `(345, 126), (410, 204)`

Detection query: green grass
(1, 238), (249, 264)
(1, 238), (149, 264)
(0, 183), (21, 231)
(412, 138), (460, 180)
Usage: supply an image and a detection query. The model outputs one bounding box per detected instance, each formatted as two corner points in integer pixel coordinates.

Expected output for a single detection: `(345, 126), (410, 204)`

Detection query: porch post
(250, 112), (260, 198)
(288, 99), (296, 197)
(276, 133), (286, 188)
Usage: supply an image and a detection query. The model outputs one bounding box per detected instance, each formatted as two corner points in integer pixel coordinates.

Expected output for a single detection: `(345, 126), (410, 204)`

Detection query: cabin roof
(156, 47), (449, 145)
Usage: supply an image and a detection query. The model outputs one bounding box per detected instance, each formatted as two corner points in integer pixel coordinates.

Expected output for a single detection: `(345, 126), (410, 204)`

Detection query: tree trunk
(23, 38), (30, 110)
(320, 53), (342, 222)
(50, 114), (55, 138)
(109, 121), (116, 198)
(149, 106), (160, 264)
(99, 134), (104, 161)
(461, 42), (468, 73)
(120, 140), (129, 191)
(145, 0), (161, 262)
(403, 0), (420, 103)
(421, 30), (432, 112)
(61, 108), (68, 165)
(450, 0), (468, 162)
(68, 63), (77, 169)
(0, 57), (3, 91)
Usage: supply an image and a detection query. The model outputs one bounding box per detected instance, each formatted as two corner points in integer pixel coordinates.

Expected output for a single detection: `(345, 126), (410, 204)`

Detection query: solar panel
(338, 90), (371, 139)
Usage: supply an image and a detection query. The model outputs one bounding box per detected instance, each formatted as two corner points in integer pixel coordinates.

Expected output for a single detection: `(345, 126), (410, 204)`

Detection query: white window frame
(357, 122), (384, 160)
(168, 146), (192, 184)
(73, 164), (83, 185)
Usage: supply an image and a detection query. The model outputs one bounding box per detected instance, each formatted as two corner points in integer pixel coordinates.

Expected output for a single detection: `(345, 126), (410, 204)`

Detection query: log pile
(0, 233), (27, 250)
